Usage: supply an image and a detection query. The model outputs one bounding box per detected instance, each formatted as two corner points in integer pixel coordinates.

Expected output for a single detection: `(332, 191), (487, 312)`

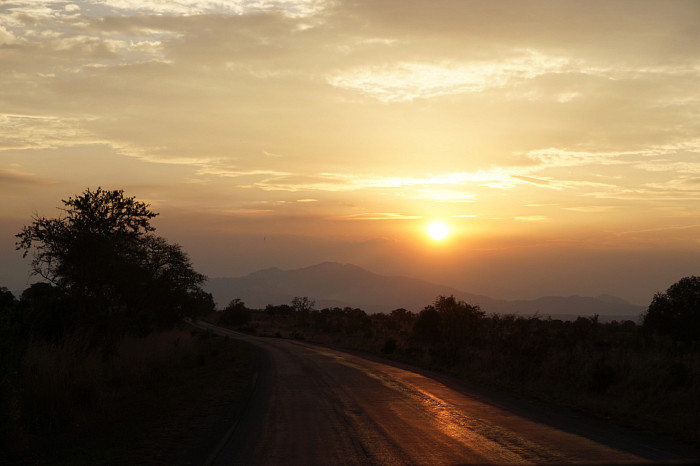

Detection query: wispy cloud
(333, 212), (423, 221)
(0, 114), (101, 152)
(198, 167), (291, 179)
(3, 0), (329, 18)
(0, 167), (53, 185)
(327, 51), (570, 102)
(222, 208), (277, 215)
(514, 216), (550, 222)
(615, 224), (700, 239)
(564, 206), (617, 213)
(524, 140), (700, 170)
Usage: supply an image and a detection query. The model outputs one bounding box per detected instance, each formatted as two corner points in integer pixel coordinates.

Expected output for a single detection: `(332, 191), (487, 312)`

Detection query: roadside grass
(448, 340), (700, 445)
(5, 326), (255, 465)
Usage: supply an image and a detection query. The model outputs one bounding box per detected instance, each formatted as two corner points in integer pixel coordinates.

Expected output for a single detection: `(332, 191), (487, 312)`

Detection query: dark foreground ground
(13, 321), (700, 465)
(7, 329), (255, 466)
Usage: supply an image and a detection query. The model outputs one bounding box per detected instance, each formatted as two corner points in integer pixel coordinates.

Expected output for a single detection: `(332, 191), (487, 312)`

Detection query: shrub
(643, 276), (700, 341)
(220, 299), (251, 326)
(381, 337), (397, 354)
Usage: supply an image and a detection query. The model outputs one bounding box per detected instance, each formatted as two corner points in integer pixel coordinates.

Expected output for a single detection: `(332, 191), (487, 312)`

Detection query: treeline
(212, 284), (700, 446)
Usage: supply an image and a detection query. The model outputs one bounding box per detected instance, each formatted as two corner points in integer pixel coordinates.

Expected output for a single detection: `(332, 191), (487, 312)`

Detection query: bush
(220, 299), (251, 326)
(644, 276), (700, 341)
(381, 337), (397, 354)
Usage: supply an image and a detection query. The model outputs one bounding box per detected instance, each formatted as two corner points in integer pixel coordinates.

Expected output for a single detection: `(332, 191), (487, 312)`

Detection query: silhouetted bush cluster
(219, 299), (252, 326)
(643, 275), (700, 341)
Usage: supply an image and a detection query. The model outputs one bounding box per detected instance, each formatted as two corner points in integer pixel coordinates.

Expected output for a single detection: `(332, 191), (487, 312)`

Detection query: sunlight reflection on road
(309, 344), (572, 464)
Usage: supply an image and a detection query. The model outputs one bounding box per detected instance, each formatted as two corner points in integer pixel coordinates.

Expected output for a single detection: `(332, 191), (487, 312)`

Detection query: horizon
(207, 261), (643, 304)
(5, 257), (651, 309)
(3, 1), (700, 306)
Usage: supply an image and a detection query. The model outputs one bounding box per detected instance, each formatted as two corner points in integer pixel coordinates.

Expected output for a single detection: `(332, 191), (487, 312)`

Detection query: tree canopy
(15, 187), (213, 335)
(412, 295), (485, 361)
(643, 276), (700, 341)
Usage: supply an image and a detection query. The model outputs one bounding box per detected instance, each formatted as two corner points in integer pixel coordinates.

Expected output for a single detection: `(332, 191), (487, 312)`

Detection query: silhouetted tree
(0, 287), (20, 453)
(643, 276), (700, 341)
(0, 286), (21, 355)
(411, 296), (485, 362)
(16, 188), (157, 289)
(390, 308), (415, 329)
(434, 295), (485, 351)
(18, 282), (76, 342)
(15, 187), (210, 336)
(381, 337), (397, 354)
(265, 303), (292, 316)
(0, 287), (14, 311)
(291, 296), (315, 313)
(343, 307), (372, 337)
(291, 297), (314, 328)
(220, 299), (251, 326)
(412, 307), (441, 345)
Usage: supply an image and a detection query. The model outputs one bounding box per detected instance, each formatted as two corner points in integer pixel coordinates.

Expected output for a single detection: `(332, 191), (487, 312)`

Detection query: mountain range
(204, 262), (645, 322)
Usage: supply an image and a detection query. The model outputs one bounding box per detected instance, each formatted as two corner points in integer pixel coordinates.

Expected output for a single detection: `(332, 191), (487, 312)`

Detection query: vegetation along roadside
(210, 289), (700, 448)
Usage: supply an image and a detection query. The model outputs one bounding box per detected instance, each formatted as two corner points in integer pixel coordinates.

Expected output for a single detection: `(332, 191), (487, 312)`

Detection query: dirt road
(193, 321), (700, 465)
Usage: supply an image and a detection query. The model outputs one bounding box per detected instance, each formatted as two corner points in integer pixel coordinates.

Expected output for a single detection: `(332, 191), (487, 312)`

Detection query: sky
(2, 0), (700, 306)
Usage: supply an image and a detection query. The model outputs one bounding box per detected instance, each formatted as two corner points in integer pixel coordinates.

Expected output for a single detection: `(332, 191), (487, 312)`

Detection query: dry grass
(18, 329), (196, 433)
(6, 326), (255, 465)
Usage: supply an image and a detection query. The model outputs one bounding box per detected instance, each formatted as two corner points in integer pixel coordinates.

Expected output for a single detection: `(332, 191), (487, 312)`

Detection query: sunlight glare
(428, 222), (449, 241)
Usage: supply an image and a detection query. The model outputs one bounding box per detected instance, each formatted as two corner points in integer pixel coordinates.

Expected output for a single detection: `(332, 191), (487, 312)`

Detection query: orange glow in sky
(2, 1), (700, 305)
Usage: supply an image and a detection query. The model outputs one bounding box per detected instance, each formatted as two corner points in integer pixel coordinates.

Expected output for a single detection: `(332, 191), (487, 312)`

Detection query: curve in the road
(192, 321), (700, 465)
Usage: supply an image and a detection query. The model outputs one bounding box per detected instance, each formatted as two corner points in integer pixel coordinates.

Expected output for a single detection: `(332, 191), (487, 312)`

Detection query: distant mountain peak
(596, 294), (632, 305)
(243, 266), (283, 279)
(314, 261), (345, 267)
(205, 262), (644, 320)
(305, 262), (367, 272)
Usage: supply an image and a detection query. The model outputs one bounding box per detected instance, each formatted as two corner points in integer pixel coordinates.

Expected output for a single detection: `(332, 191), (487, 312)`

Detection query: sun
(427, 221), (449, 241)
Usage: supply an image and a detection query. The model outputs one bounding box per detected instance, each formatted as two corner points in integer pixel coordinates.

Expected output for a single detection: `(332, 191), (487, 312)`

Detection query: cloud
(0, 167), (53, 185)
(0, 114), (101, 152)
(4, 0), (330, 18)
(514, 216), (550, 222)
(0, 25), (17, 45)
(618, 224), (700, 235)
(523, 148), (638, 168)
(333, 212), (423, 221)
(343, 0), (700, 65)
(319, 171), (517, 190)
(198, 167), (291, 179)
(645, 177), (700, 196)
(564, 206), (617, 213)
(327, 51), (570, 102)
(511, 175), (553, 187)
(222, 208), (277, 216)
